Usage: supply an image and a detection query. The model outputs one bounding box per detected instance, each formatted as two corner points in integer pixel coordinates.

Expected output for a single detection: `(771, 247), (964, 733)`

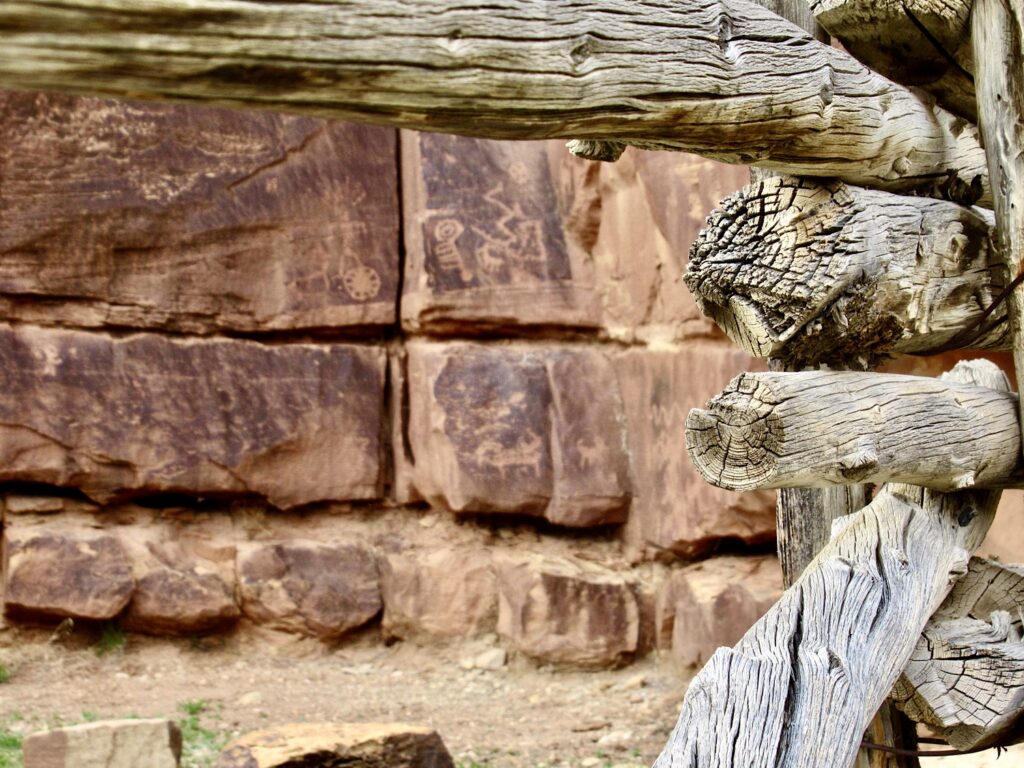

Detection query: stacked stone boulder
(0, 88), (784, 669)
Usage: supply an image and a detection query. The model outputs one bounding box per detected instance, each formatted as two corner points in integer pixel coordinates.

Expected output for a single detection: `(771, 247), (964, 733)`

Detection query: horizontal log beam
(811, 0), (975, 121)
(686, 176), (1005, 366)
(685, 364), (1020, 492)
(657, 364), (1003, 767)
(0, 0), (990, 203)
(894, 557), (1024, 750)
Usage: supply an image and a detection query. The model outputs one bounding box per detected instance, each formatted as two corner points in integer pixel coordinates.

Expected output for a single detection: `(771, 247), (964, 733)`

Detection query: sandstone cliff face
(0, 90), (788, 668)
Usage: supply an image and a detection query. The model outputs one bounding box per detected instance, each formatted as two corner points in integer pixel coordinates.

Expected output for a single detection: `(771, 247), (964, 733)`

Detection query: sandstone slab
(3, 528), (134, 620)
(403, 342), (630, 526)
(23, 719), (181, 768)
(612, 344), (776, 559)
(496, 554), (639, 667)
(655, 555), (783, 668)
(237, 541), (381, 639)
(380, 547), (497, 640)
(0, 90), (399, 333)
(0, 325), (386, 508)
(401, 132), (600, 334)
(123, 568), (239, 636)
(215, 722), (453, 768)
(402, 134), (748, 342)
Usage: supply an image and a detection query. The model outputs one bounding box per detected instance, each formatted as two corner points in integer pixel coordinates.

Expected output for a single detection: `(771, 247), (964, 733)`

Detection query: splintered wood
(687, 177), (1004, 367)
(658, 375), (1004, 765)
(0, 0), (990, 201)
(894, 558), (1024, 750)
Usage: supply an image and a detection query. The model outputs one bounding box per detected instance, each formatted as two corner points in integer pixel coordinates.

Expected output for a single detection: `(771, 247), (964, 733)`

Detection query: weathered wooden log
(656, 360), (1004, 767)
(0, 0), (990, 203)
(810, 0), (975, 121)
(685, 365), (1020, 492)
(686, 176), (1006, 367)
(973, 0), (1024, 461)
(894, 557), (1024, 751)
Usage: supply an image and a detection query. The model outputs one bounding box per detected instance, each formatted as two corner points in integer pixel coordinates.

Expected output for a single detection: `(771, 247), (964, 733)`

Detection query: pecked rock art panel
(402, 341), (631, 526)
(401, 132), (749, 341)
(0, 324), (386, 508)
(0, 90), (399, 333)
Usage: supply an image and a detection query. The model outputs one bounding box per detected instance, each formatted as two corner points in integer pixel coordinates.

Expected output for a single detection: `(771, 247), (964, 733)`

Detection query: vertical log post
(973, 0), (1024, 445)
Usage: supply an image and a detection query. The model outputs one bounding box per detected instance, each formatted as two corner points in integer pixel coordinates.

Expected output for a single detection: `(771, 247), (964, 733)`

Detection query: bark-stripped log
(0, 0), (990, 203)
(973, 0), (1024, 459)
(810, 0), (975, 121)
(686, 176), (1005, 367)
(655, 360), (1004, 767)
(685, 366), (1020, 492)
(894, 558), (1024, 751)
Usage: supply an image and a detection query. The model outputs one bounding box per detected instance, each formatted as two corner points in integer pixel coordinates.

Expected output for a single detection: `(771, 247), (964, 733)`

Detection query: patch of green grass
(93, 623), (127, 657)
(0, 724), (23, 768)
(0, 665), (10, 685)
(177, 700), (230, 768)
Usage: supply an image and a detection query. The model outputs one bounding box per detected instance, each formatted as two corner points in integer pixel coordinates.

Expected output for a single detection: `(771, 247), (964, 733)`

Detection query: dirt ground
(0, 623), (1020, 768)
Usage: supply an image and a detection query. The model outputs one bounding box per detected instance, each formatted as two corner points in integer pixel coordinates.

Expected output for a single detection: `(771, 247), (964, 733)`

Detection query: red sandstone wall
(14, 89), (1007, 669)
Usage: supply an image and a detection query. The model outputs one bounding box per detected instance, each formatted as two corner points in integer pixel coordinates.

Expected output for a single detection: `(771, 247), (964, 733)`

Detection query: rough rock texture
(496, 554), (639, 666)
(655, 555), (783, 668)
(380, 548), (497, 640)
(3, 527), (134, 620)
(215, 722), (454, 768)
(403, 342), (631, 526)
(0, 90), (399, 333)
(613, 344), (776, 560)
(23, 719), (182, 768)
(402, 135), (747, 342)
(120, 532), (240, 638)
(237, 541), (382, 639)
(0, 324), (386, 508)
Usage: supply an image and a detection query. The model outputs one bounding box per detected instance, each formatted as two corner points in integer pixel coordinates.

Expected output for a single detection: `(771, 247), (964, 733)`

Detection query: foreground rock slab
(215, 722), (454, 768)
(23, 719), (181, 768)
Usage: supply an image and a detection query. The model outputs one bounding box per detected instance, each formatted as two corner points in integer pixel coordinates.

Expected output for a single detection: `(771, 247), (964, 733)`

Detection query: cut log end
(685, 374), (783, 492)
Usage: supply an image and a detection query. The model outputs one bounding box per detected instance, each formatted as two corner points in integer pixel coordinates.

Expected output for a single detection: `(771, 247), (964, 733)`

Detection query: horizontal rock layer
(0, 90), (400, 334)
(0, 324), (386, 508)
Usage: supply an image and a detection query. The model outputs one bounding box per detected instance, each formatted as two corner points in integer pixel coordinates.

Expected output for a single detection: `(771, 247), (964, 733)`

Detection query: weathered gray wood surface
(656, 360), (1005, 767)
(0, 0), (990, 203)
(811, 0), (975, 120)
(685, 368), (1020, 492)
(973, 0), (1024, 460)
(687, 176), (1005, 366)
(895, 558), (1024, 751)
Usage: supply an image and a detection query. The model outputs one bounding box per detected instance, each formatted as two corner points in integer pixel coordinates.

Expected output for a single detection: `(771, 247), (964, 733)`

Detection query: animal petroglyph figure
(433, 218), (474, 281)
(473, 431), (543, 477)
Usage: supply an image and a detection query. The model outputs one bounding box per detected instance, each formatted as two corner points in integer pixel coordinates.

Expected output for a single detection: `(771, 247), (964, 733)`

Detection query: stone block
(237, 541), (381, 639)
(0, 90), (399, 333)
(401, 133), (748, 342)
(3, 528), (134, 620)
(23, 719), (181, 768)
(118, 520), (240, 636)
(380, 547), (497, 640)
(656, 555), (783, 668)
(401, 132), (600, 333)
(0, 324), (386, 508)
(404, 342), (630, 526)
(496, 554), (639, 666)
(215, 723), (453, 768)
(612, 344), (776, 559)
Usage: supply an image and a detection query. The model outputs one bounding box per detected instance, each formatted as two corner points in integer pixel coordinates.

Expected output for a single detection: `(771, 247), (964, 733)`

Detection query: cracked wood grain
(811, 0), (975, 121)
(894, 557), (1024, 751)
(656, 360), (1005, 768)
(0, 0), (990, 203)
(973, 0), (1024, 460)
(687, 176), (1006, 367)
(685, 363), (1020, 492)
